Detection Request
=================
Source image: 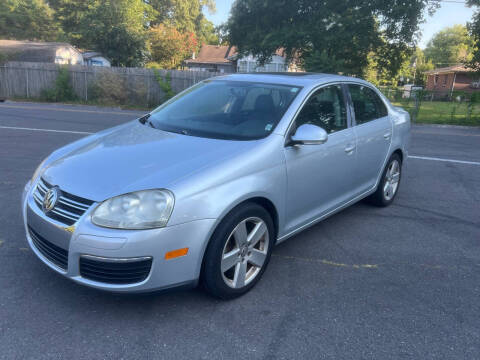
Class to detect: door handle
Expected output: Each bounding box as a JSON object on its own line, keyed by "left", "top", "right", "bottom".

{"left": 384, "top": 132, "right": 391, "bottom": 140}
{"left": 344, "top": 145, "right": 355, "bottom": 153}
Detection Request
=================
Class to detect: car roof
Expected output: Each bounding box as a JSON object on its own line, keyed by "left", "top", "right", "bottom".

{"left": 212, "top": 72, "right": 368, "bottom": 87}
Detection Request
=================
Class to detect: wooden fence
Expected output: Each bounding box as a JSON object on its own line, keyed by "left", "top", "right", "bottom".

{"left": 0, "top": 62, "right": 223, "bottom": 106}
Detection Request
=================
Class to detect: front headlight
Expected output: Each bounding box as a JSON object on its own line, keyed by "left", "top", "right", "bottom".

{"left": 91, "top": 190, "right": 174, "bottom": 230}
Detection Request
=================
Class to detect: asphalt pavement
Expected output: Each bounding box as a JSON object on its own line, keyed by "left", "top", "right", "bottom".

{"left": 0, "top": 101, "right": 479, "bottom": 359}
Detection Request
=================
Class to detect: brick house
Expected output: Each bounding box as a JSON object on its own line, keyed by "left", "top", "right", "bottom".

{"left": 424, "top": 65, "right": 479, "bottom": 95}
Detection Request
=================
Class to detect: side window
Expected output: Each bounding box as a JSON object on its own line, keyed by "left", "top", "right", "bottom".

{"left": 295, "top": 85, "right": 347, "bottom": 134}
{"left": 348, "top": 85, "right": 388, "bottom": 124}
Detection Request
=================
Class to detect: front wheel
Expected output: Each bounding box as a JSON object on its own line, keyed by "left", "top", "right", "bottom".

{"left": 202, "top": 203, "right": 274, "bottom": 299}
{"left": 367, "top": 153, "right": 402, "bottom": 207}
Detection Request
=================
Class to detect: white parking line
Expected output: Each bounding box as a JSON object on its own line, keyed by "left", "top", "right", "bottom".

{"left": 2, "top": 125, "right": 479, "bottom": 166}
{"left": 408, "top": 155, "right": 480, "bottom": 166}
{"left": 0, "top": 125, "right": 93, "bottom": 135}
{"left": 0, "top": 104, "right": 144, "bottom": 116}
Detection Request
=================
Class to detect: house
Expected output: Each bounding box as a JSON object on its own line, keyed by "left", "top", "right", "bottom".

{"left": 424, "top": 65, "right": 479, "bottom": 94}
{"left": 184, "top": 45, "right": 238, "bottom": 73}
{"left": 233, "top": 49, "right": 301, "bottom": 73}
{"left": 0, "top": 40, "right": 84, "bottom": 65}
{"left": 82, "top": 52, "right": 111, "bottom": 67}
{"left": 184, "top": 44, "right": 302, "bottom": 73}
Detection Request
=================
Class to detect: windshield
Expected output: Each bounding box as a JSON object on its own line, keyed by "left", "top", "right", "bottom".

{"left": 147, "top": 80, "right": 302, "bottom": 140}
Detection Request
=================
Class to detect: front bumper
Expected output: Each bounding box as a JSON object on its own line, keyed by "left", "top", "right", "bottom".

{"left": 22, "top": 181, "right": 216, "bottom": 293}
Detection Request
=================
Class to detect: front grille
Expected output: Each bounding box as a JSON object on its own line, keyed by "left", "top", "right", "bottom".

{"left": 32, "top": 178, "right": 94, "bottom": 226}
{"left": 28, "top": 226, "right": 68, "bottom": 270}
{"left": 80, "top": 256, "right": 153, "bottom": 284}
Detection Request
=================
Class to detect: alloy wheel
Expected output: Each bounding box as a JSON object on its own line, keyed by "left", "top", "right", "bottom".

{"left": 221, "top": 217, "right": 269, "bottom": 289}
{"left": 383, "top": 159, "right": 401, "bottom": 201}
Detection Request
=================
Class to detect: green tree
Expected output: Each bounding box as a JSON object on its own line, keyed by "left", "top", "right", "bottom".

{"left": 424, "top": 25, "right": 474, "bottom": 67}
{"left": 226, "top": 0, "right": 440, "bottom": 77}
{"left": 0, "top": 0, "right": 60, "bottom": 41}
{"left": 395, "top": 48, "right": 434, "bottom": 86}
{"left": 49, "top": 0, "right": 156, "bottom": 66}
{"left": 78, "top": 0, "right": 155, "bottom": 67}
{"left": 148, "top": 0, "right": 218, "bottom": 48}
{"left": 149, "top": 0, "right": 215, "bottom": 31}
{"left": 466, "top": 0, "right": 480, "bottom": 72}
{"left": 214, "top": 24, "right": 230, "bottom": 45}
{"left": 146, "top": 0, "right": 218, "bottom": 66}
{"left": 48, "top": 0, "right": 96, "bottom": 43}
{"left": 148, "top": 23, "right": 198, "bottom": 69}
{"left": 196, "top": 17, "right": 219, "bottom": 45}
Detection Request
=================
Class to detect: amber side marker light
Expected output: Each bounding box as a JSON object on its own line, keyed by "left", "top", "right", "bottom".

{"left": 165, "top": 248, "right": 189, "bottom": 260}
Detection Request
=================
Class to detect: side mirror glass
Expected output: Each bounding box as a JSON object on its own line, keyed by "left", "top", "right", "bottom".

{"left": 289, "top": 124, "right": 328, "bottom": 146}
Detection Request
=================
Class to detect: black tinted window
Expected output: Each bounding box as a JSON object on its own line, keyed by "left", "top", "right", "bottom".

{"left": 348, "top": 85, "right": 388, "bottom": 124}
{"left": 295, "top": 85, "right": 347, "bottom": 134}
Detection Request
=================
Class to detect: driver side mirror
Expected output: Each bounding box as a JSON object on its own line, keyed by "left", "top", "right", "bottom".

{"left": 288, "top": 124, "right": 328, "bottom": 146}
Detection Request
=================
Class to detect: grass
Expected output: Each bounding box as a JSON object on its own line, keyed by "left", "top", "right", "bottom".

{"left": 392, "top": 100, "right": 480, "bottom": 126}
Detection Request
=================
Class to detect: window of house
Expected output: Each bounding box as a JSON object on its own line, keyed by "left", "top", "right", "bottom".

{"left": 442, "top": 75, "right": 448, "bottom": 87}
{"left": 238, "top": 61, "right": 248, "bottom": 73}
{"left": 265, "top": 63, "right": 277, "bottom": 72}
{"left": 434, "top": 74, "right": 439, "bottom": 85}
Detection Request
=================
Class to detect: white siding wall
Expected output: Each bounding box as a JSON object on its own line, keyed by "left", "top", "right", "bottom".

{"left": 55, "top": 47, "right": 84, "bottom": 65}
{"left": 237, "top": 54, "right": 287, "bottom": 73}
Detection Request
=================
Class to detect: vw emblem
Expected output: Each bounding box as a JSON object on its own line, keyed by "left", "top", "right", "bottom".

{"left": 43, "top": 187, "right": 59, "bottom": 212}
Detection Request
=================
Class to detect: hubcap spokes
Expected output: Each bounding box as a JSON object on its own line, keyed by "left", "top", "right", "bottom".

{"left": 221, "top": 217, "right": 269, "bottom": 289}
{"left": 384, "top": 160, "right": 400, "bottom": 201}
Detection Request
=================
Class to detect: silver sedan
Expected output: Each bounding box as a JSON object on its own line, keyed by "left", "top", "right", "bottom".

{"left": 22, "top": 73, "right": 410, "bottom": 299}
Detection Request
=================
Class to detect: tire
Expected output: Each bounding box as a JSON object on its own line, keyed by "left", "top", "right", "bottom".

{"left": 367, "top": 153, "right": 402, "bottom": 207}
{"left": 202, "top": 202, "right": 275, "bottom": 300}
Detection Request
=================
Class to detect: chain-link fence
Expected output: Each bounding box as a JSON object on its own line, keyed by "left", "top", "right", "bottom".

{"left": 379, "top": 86, "right": 480, "bottom": 126}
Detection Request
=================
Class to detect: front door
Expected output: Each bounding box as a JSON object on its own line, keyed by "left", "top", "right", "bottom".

{"left": 283, "top": 84, "right": 357, "bottom": 233}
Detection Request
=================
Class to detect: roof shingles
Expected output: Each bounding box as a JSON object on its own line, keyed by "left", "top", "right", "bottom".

{"left": 185, "top": 45, "right": 237, "bottom": 65}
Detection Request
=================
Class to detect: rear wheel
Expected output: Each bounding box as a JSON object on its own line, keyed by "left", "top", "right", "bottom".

{"left": 367, "top": 153, "right": 402, "bottom": 207}
{"left": 202, "top": 203, "right": 274, "bottom": 299}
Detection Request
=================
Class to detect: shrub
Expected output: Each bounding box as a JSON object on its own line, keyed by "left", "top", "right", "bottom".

{"left": 470, "top": 92, "right": 480, "bottom": 104}
{"left": 153, "top": 69, "right": 175, "bottom": 102}
{"left": 0, "top": 52, "right": 9, "bottom": 65}
{"left": 40, "top": 67, "right": 77, "bottom": 102}
{"left": 89, "top": 72, "right": 127, "bottom": 105}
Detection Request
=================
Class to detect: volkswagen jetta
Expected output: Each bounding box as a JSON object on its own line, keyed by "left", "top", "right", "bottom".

{"left": 22, "top": 73, "right": 410, "bottom": 299}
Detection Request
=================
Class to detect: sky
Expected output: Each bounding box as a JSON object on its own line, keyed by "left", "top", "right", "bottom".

{"left": 204, "top": 1, "right": 475, "bottom": 49}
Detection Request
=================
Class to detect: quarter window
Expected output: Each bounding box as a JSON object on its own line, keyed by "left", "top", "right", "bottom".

{"left": 348, "top": 85, "right": 388, "bottom": 124}
{"left": 295, "top": 85, "right": 347, "bottom": 134}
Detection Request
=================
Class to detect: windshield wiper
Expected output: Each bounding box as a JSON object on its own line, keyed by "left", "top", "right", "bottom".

{"left": 164, "top": 128, "right": 189, "bottom": 135}
{"left": 138, "top": 114, "right": 154, "bottom": 128}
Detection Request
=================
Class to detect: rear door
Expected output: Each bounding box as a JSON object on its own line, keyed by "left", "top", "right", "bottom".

{"left": 347, "top": 84, "right": 392, "bottom": 192}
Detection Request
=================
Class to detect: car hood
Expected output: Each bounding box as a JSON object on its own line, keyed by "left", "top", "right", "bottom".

{"left": 42, "top": 121, "right": 255, "bottom": 201}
